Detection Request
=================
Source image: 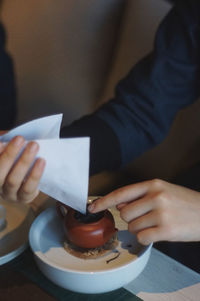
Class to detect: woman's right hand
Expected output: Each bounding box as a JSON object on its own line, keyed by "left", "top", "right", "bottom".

{"left": 89, "top": 179, "right": 200, "bottom": 245}
{"left": 0, "top": 135, "right": 45, "bottom": 203}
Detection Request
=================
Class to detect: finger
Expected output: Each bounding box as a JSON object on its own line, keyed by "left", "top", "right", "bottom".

{"left": 137, "top": 226, "right": 168, "bottom": 245}
{"left": 3, "top": 141, "right": 39, "bottom": 197}
{"left": 116, "top": 202, "right": 126, "bottom": 210}
{"left": 88, "top": 181, "right": 151, "bottom": 213}
{"left": 0, "top": 136, "right": 25, "bottom": 187}
{"left": 119, "top": 194, "right": 156, "bottom": 222}
{"left": 18, "top": 158, "right": 46, "bottom": 202}
{"left": 127, "top": 211, "right": 158, "bottom": 234}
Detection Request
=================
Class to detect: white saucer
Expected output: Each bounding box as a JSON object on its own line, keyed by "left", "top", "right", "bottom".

{"left": 29, "top": 206, "right": 152, "bottom": 293}
{"left": 0, "top": 198, "right": 35, "bottom": 265}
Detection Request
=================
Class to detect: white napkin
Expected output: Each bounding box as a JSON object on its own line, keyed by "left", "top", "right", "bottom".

{"left": 0, "top": 114, "right": 90, "bottom": 213}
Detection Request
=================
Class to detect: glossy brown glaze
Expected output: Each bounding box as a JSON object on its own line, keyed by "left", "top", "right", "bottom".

{"left": 57, "top": 202, "right": 117, "bottom": 249}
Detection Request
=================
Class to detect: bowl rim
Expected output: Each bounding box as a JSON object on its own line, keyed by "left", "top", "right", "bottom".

{"left": 29, "top": 207, "right": 153, "bottom": 275}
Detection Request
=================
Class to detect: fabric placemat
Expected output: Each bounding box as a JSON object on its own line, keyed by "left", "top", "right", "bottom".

{"left": 1, "top": 249, "right": 143, "bottom": 301}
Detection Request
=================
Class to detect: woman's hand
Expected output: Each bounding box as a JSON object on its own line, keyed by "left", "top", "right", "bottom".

{"left": 88, "top": 179, "right": 200, "bottom": 245}
{"left": 0, "top": 135, "right": 45, "bottom": 203}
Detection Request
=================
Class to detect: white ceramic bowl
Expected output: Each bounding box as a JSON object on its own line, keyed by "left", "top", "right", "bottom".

{"left": 29, "top": 206, "right": 152, "bottom": 294}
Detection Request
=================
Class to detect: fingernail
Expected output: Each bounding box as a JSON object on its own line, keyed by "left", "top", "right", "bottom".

{"left": 13, "top": 136, "right": 24, "bottom": 146}
{"left": 88, "top": 203, "right": 95, "bottom": 212}
{"left": 28, "top": 142, "right": 39, "bottom": 153}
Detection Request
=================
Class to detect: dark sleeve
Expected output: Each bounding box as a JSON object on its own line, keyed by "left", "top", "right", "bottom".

{"left": 61, "top": 0, "right": 200, "bottom": 175}
{"left": 0, "top": 22, "right": 16, "bottom": 129}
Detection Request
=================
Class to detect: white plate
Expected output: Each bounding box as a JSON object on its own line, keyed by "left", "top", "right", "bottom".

{"left": 29, "top": 205, "right": 152, "bottom": 294}
{"left": 0, "top": 198, "right": 35, "bottom": 265}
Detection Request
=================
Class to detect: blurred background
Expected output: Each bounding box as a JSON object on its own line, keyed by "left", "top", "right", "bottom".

{"left": 1, "top": 0, "right": 200, "bottom": 193}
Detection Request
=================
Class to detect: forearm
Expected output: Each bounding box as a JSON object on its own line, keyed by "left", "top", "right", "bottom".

{"left": 61, "top": 0, "right": 200, "bottom": 175}
{"left": 96, "top": 0, "right": 200, "bottom": 166}
{"left": 60, "top": 115, "right": 121, "bottom": 175}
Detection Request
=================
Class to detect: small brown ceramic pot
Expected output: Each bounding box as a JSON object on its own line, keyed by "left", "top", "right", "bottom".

{"left": 56, "top": 201, "right": 117, "bottom": 249}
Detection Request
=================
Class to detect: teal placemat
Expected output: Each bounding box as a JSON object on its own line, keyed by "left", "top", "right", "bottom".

{"left": 4, "top": 249, "right": 143, "bottom": 301}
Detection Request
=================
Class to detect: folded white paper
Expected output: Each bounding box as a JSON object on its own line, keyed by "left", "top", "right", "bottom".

{"left": 1, "top": 114, "right": 63, "bottom": 141}
{"left": 0, "top": 114, "right": 90, "bottom": 213}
